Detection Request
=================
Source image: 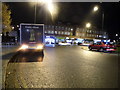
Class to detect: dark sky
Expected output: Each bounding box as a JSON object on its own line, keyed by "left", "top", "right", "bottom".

{"left": 6, "top": 2, "right": 120, "bottom": 38}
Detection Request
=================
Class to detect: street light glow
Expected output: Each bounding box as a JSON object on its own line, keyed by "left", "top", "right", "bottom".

{"left": 93, "top": 6, "right": 99, "bottom": 12}
{"left": 29, "top": 0, "right": 58, "bottom": 21}
{"left": 12, "top": 27, "right": 14, "bottom": 30}
{"left": 41, "top": 0, "right": 58, "bottom": 20}
{"left": 17, "top": 25, "right": 19, "bottom": 27}
{"left": 0, "top": 34, "right": 2, "bottom": 36}
{"left": 86, "top": 23, "right": 91, "bottom": 28}
{"left": 116, "top": 34, "right": 118, "bottom": 36}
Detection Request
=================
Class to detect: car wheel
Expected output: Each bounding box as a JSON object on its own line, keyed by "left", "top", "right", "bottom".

{"left": 89, "top": 46, "right": 92, "bottom": 51}
{"left": 99, "top": 48, "right": 104, "bottom": 52}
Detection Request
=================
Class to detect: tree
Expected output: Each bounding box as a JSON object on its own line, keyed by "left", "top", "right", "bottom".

{"left": 2, "top": 3, "right": 12, "bottom": 33}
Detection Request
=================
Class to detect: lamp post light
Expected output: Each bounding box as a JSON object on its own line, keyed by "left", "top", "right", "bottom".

{"left": 12, "top": 26, "right": 14, "bottom": 30}
{"left": 85, "top": 23, "right": 91, "bottom": 38}
{"left": 93, "top": 5, "right": 104, "bottom": 32}
{"left": 86, "top": 23, "right": 91, "bottom": 28}
{"left": 17, "top": 25, "right": 19, "bottom": 27}
{"left": 34, "top": 0, "right": 57, "bottom": 23}
{"left": 93, "top": 6, "right": 99, "bottom": 12}
{"left": 116, "top": 34, "right": 118, "bottom": 36}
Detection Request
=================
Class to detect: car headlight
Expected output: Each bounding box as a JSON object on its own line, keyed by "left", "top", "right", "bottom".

{"left": 36, "top": 45, "right": 43, "bottom": 49}
{"left": 19, "top": 45, "right": 29, "bottom": 50}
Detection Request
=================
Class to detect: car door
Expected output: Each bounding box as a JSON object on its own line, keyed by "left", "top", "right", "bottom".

{"left": 96, "top": 42, "right": 102, "bottom": 49}
{"left": 91, "top": 43, "right": 97, "bottom": 49}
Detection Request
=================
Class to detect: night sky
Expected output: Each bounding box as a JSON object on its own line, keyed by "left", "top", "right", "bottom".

{"left": 6, "top": 2, "right": 120, "bottom": 39}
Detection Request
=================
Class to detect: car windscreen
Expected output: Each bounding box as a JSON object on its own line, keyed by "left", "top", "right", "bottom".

{"left": 103, "top": 42, "right": 115, "bottom": 45}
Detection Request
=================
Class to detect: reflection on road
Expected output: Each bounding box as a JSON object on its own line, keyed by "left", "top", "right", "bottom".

{"left": 4, "top": 46, "right": 118, "bottom": 88}
{"left": 9, "top": 51, "right": 44, "bottom": 63}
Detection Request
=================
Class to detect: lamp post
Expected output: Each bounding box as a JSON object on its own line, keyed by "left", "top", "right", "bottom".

{"left": 93, "top": 5, "right": 104, "bottom": 31}
{"left": 93, "top": 5, "right": 105, "bottom": 39}
{"left": 101, "top": 10, "right": 104, "bottom": 31}
{"left": 34, "top": 2, "right": 37, "bottom": 24}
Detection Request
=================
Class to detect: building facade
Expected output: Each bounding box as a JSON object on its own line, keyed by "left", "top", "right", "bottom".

{"left": 44, "top": 24, "right": 74, "bottom": 38}
{"left": 75, "top": 27, "right": 108, "bottom": 39}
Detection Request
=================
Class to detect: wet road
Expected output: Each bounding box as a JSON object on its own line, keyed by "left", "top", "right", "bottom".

{"left": 5, "top": 46, "right": 119, "bottom": 88}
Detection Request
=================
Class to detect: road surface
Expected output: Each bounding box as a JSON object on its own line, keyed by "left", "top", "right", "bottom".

{"left": 4, "top": 46, "right": 119, "bottom": 88}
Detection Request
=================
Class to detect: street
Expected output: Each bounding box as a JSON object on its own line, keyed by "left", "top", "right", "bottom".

{"left": 4, "top": 46, "right": 119, "bottom": 88}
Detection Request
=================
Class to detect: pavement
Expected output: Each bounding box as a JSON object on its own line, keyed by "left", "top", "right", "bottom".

{"left": 3, "top": 46, "right": 119, "bottom": 88}
{"left": 1, "top": 45, "right": 19, "bottom": 88}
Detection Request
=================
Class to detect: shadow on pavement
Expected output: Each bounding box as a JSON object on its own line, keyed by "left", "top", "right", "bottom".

{"left": 2, "top": 52, "right": 16, "bottom": 60}
{"left": 8, "top": 51, "right": 44, "bottom": 63}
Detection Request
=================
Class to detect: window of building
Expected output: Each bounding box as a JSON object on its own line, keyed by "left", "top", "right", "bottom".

{"left": 55, "top": 31, "right": 57, "bottom": 34}
{"left": 104, "top": 32, "right": 107, "bottom": 34}
{"left": 76, "top": 33, "right": 78, "bottom": 36}
{"left": 69, "top": 28, "right": 71, "bottom": 31}
{"left": 65, "top": 27, "right": 67, "bottom": 30}
{"left": 65, "top": 32, "right": 67, "bottom": 35}
{"left": 68, "top": 32, "right": 70, "bottom": 35}
{"left": 52, "top": 26, "right": 54, "bottom": 28}
{"left": 48, "top": 31, "right": 50, "bottom": 34}
{"left": 51, "top": 31, "right": 54, "bottom": 34}
{"left": 55, "top": 26, "right": 58, "bottom": 29}
{"left": 45, "top": 31, "right": 47, "bottom": 33}
{"left": 59, "top": 26, "right": 61, "bottom": 30}
{"left": 58, "top": 31, "right": 60, "bottom": 34}
{"left": 99, "top": 35, "right": 102, "bottom": 37}
{"left": 48, "top": 25, "right": 51, "bottom": 28}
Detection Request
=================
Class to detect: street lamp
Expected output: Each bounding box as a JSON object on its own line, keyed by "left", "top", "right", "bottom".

{"left": 86, "top": 23, "right": 91, "bottom": 28}
{"left": 116, "top": 34, "right": 118, "bottom": 36}
{"left": 17, "top": 25, "right": 19, "bottom": 27}
{"left": 12, "top": 26, "right": 14, "bottom": 30}
{"left": 0, "top": 33, "right": 2, "bottom": 36}
{"left": 34, "top": 0, "right": 58, "bottom": 23}
{"left": 93, "top": 6, "right": 99, "bottom": 12}
{"left": 93, "top": 5, "right": 104, "bottom": 32}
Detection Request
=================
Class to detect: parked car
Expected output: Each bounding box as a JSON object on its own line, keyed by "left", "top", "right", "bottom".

{"left": 88, "top": 42, "right": 116, "bottom": 52}
{"left": 58, "top": 41, "right": 71, "bottom": 46}
{"left": 78, "top": 42, "right": 82, "bottom": 45}
{"left": 80, "top": 39, "right": 94, "bottom": 46}
{"left": 116, "top": 42, "right": 120, "bottom": 47}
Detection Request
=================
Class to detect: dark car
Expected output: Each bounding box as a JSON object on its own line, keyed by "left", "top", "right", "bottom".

{"left": 88, "top": 42, "right": 116, "bottom": 52}
{"left": 116, "top": 42, "right": 120, "bottom": 47}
